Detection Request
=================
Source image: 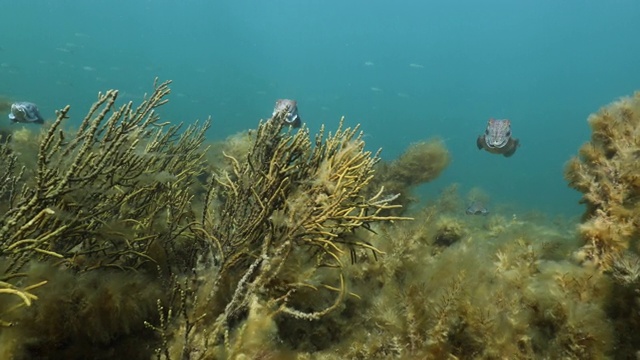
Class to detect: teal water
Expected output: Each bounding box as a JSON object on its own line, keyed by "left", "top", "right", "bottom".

{"left": 2, "top": 1, "right": 639, "bottom": 216}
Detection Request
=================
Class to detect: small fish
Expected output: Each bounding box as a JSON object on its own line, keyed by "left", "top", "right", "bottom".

{"left": 8, "top": 102, "right": 45, "bottom": 124}
{"left": 272, "top": 99, "right": 301, "bottom": 128}
{"left": 465, "top": 201, "right": 489, "bottom": 216}
{"left": 476, "top": 118, "right": 519, "bottom": 157}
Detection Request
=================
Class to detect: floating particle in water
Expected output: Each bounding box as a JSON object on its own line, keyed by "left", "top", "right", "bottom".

{"left": 409, "top": 63, "right": 424, "bottom": 68}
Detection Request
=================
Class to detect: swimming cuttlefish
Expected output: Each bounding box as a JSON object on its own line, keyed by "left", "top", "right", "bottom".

{"left": 272, "top": 99, "right": 302, "bottom": 128}
{"left": 476, "top": 118, "right": 519, "bottom": 157}
{"left": 8, "top": 102, "right": 45, "bottom": 124}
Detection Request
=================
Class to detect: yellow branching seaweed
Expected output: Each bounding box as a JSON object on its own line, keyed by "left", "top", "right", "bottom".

{"left": 0, "top": 137, "right": 23, "bottom": 215}
{"left": 178, "top": 111, "right": 406, "bottom": 356}
{"left": 0, "top": 280, "right": 47, "bottom": 326}
{"left": 0, "top": 79, "right": 209, "bottom": 275}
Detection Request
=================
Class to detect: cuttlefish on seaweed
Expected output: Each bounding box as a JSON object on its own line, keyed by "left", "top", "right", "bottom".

{"left": 272, "top": 99, "right": 302, "bottom": 128}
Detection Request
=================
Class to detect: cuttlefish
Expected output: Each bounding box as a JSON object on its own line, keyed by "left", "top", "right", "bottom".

{"left": 477, "top": 118, "right": 519, "bottom": 157}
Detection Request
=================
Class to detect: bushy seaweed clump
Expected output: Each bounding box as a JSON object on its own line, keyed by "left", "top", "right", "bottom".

{"left": 160, "top": 114, "right": 406, "bottom": 359}
{"left": 564, "top": 91, "right": 640, "bottom": 355}
{"left": 0, "top": 80, "right": 209, "bottom": 359}
{"left": 565, "top": 92, "right": 640, "bottom": 270}
{"left": 369, "top": 139, "right": 450, "bottom": 213}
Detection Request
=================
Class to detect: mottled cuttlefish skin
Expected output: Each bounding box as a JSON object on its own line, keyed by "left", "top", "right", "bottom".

{"left": 272, "top": 99, "right": 301, "bottom": 128}
{"left": 476, "top": 118, "right": 519, "bottom": 157}
{"left": 465, "top": 201, "right": 489, "bottom": 216}
{"left": 8, "top": 102, "right": 45, "bottom": 124}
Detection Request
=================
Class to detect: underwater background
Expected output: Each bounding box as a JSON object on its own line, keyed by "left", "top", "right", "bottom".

{"left": 4, "top": 2, "right": 640, "bottom": 359}
{"left": 2, "top": 0, "right": 640, "bottom": 215}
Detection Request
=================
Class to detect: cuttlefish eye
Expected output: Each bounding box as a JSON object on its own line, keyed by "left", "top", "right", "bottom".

{"left": 485, "top": 129, "right": 489, "bottom": 135}
{"left": 505, "top": 130, "right": 511, "bottom": 137}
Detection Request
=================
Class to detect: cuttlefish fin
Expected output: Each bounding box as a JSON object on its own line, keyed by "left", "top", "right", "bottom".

{"left": 502, "top": 138, "right": 520, "bottom": 157}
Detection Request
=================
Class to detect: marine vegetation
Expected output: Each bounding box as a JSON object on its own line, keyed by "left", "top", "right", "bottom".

{"left": 0, "top": 79, "right": 211, "bottom": 359}
{"left": 0, "top": 79, "right": 405, "bottom": 359}
{"left": 1, "top": 81, "right": 640, "bottom": 359}
{"left": 369, "top": 139, "right": 450, "bottom": 212}
{"left": 565, "top": 91, "right": 640, "bottom": 272}
{"left": 157, "top": 110, "right": 414, "bottom": 358}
